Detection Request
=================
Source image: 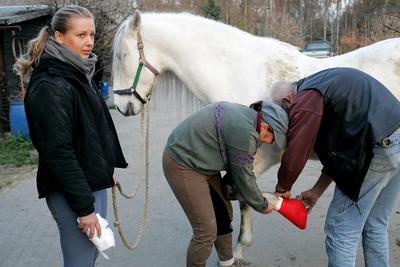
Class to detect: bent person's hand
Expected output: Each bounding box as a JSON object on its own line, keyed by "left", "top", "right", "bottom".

{"left": 262, "top": 202, "right": 275, "bottom": 214}
{"left": 262, "top": 192, "right": 279, "bottom": 213}
{"left": 79, "top": 212, "right": 101, "bottom": 239}
{"left": 297, "top": 189, "right": 318, "bottom": 214}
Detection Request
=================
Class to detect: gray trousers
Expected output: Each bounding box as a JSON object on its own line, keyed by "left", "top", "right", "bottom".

{"left": 46, "top": 189, "right": 107, "bottom": 267}
{"left": 163, "top": 150, "right": 233, "bottom": 267}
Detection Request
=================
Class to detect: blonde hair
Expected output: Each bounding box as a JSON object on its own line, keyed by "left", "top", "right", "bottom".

{"left": 270, "top": 80, "right": 297, "bottom": 106}
{"left": 14, "top": 5, "right": 93, "bottom": 81}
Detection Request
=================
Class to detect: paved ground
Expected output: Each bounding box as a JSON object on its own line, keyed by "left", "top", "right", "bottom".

{"left": 1, "top": 96, "right": 400, "bottom": 267}
{"left": 0, "top": 165, "right": 36, "bottom": 191}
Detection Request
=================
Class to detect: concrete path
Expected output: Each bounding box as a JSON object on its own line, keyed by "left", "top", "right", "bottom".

{"left": 1, "top": 100, "right": 400, "bottom": 267}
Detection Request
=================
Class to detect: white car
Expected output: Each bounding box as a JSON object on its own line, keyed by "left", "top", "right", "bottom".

{"left": 302, "top": 40, "right": 336, "bottom": 58}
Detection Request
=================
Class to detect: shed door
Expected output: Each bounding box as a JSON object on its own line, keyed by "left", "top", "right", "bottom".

{"left": 0, "top": 32, "right": 7, "bottom": 133}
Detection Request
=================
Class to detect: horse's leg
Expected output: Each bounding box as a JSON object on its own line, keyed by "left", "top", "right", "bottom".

{"left": 234, "top": 144, "right": 282, "bottom": 262}
{"left": 234, "top": 201, "right": 253, "bottom": 263}
{"left": 253, "top": 143, "right": 283, "bottom": 177}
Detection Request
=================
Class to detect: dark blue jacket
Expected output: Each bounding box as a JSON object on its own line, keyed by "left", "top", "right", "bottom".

{"left": 297, "top": 67, "right": 400, "bottom": 200}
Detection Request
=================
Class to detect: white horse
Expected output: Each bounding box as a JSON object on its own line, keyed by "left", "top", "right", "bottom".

{"left": 111, "top": 10, "right": 400, "bottom": 261}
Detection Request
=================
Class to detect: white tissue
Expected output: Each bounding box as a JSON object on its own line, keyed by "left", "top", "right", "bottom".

{"left": 77, "top": 213, "right": 115, "bottom": 259}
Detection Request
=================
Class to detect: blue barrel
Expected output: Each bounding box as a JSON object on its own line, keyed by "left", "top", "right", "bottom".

{"left": 100, "top": 81, "right": 109, "bottom": 99}
{"left": 9, "top": 100, "right": 30, "bottom": 138}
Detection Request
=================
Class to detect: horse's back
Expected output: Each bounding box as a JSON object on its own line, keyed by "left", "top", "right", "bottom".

{"left": 319, "top": 38, "right": 400, "bottom": 99}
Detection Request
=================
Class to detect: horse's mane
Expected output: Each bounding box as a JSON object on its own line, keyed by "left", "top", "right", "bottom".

{"left": 112, "top": 17, "right": 130, "bottom": 58}
{"left": 112, "top": 12, "right": 300, "bottom": 60}
{"left": 111, "top": 11, "right": 305, "bottom": 106}
{"left": 148, "top": 12, "right": 299, "bottom": 50}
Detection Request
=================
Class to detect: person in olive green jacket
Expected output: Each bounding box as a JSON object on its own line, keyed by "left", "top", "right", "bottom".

{"left": 162, "top": 100, "right": 288, "bottom": 267}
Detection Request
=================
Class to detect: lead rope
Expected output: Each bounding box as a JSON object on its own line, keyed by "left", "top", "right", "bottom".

{"left": 112, "top": 103, "right": 151, "bottom": 250}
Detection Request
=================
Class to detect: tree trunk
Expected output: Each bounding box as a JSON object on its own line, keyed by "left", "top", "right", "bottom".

{"left": 336, "top": 0, "right": 341, "bottom": 52}
{"left": 323, "top": 0, "right": 328, "bottom": 40}
{"left": 244, "top": 0, "right": 248, "bottom": 31}
{"left": 224, "top": 0, "right": 230, "bottom": 24}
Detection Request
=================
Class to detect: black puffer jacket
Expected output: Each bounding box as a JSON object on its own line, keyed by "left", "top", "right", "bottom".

{"left": 25, "top": 54, "right": 128, "bottom": 216}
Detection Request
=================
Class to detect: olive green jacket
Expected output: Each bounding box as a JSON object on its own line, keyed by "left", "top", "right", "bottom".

{"left": 166, "top": 101, "right": 268, "bottom": 212}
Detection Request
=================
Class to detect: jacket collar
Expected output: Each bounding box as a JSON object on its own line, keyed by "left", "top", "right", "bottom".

{"left": 34, "top": 54, "right": 88, "bottom": 83}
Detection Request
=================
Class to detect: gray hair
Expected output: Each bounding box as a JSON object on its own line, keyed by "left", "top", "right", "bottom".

{"left": 14, "top": 5, "right": 94, "bottom": 81}
{"left": 270, "top": 80, "right": 297, "bottom": 106}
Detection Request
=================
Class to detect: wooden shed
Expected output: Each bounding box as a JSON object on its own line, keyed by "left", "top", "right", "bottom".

{"left": 0, "top": 4, "right": 50, "bottom": 134}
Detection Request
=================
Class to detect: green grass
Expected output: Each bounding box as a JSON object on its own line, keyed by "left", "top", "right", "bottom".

{"left": 0, "top": 135, "right": 38, "bottom": 167}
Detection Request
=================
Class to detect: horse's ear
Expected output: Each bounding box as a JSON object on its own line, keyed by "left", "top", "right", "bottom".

{"left": 129, "top": 10, "right": 141, "bottom": 31}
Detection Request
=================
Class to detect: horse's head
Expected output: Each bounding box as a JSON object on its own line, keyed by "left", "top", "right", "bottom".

{"left": 112, "top": 10, "right": 160, "bottom": 116}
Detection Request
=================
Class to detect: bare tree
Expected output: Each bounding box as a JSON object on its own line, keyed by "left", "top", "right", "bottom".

{"left": 322, "top": 0, "right": 333, "bottom": 40}
{"left": 339, "top": 0, "right": 399, "bottom": 53}
{"left": 335, "top": 0, "right": 341, "bottom": 52}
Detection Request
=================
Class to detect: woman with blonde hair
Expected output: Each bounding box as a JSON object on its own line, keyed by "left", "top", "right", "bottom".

{"left": 15, "top": 5, "right": 127, "bottom": 266}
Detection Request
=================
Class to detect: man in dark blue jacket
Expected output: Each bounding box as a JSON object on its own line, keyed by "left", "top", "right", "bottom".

{"left": 270, "top": 67, "right": 400, "bottom": 267}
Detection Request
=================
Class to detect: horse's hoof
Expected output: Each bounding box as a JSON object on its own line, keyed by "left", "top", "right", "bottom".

{"left": 238, "top": 259, "right": 251, "bottom": 266}
{"left": 231, "top": 258, "right": 251, "bottom": 266}
{"left": 233, "top": 252, "right": 243, "bottom": 262}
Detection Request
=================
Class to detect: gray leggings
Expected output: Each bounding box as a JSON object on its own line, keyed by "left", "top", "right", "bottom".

{"left": 46, "top": 189, "right": 107, "bottom": 267}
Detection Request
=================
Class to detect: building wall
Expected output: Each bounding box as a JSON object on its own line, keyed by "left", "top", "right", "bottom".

{"left": 3, "top": 16, "right": 48, "bottom": 96}
{"left": 0, "top": 15, "right": 48, "bottom": 132}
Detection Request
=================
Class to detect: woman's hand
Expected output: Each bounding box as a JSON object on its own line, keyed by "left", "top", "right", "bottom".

{"left": 262, "top": 192, "right": 280, "bottom": 214}
{"left": 262, "top": 202, "right": 275, "bottom": 214}
{"left": 79, "top": 212, "right": 101, "bottom": 239}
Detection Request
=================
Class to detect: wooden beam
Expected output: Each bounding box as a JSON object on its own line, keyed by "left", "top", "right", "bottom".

{"left": 0, "top": 25, "right": 21, "bottom": 31}
{"left": 0, "top": 33, "right": 4, "bottom": 135}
